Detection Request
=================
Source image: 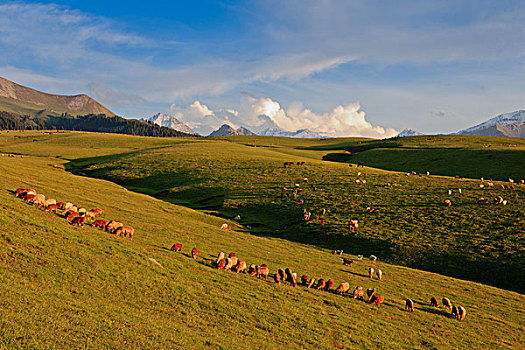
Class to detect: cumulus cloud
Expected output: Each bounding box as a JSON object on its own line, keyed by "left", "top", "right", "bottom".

{"left": 169, "top": 96, "right": 397, "bottom": 138}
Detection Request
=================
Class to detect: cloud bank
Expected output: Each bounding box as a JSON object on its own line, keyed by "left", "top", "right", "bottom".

{"left": 169, "top": 96, "right": 397, "bottom": 138}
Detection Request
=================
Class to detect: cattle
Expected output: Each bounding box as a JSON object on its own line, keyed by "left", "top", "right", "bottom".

{"left": 248, "top": 264, "right": 256, "bottom": 275}
{"left": 376, "top": 269, "right": 383, "bottom": 281}
{"left": 171, "top": 243, "right": 183, "bottom": 252}
{"left": 325, "top": 279, "right": 334, "bottom": 292}
{"left": 70, "top": 216, "right": 85, "bottom": 227}
{"left": 315, "top": 279, "right": 326, "bottom": 291}
{"left": 91, "top": 219, "right": 107, "bottom": 230}
{"left": 44, "top": 199, "right": 57, "bottom": 207}
{"left": 343, "top": 258, "right": 353, "bottom": 266}
{"left": 366, "top": 288, "right": 376, "bottom": 299}
{"left": 115, "top": 226, "right": 134, "bottom": 239}
{"left": 191, "top": 247, "right": 198, "bottom": 259}
{"left": 369, "top": 267, "right": 375, "bottom": 279}
{"left": 45, "top": 204, "right": 57, "bottom": 214}
{"left": 430, "top": 297, "right": 439, "bottom": 308}
{"left": 106, "top": 220, "right": 124, "bottom": 233}
{"left": 56, "top": 202, "right": 64, "bottom": 209}
{"left": 284, "top": 268, "right": 296, "bottom": 287}
{"left": 405, "top": 299, "right": 414, "bottom": 312}
{"left": 23, "top": 194, "right": 36, "bottom": 203}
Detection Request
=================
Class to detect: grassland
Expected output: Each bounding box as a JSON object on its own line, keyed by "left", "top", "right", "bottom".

{"left": 0, "top": 131, "right": 523, "bottom": 348}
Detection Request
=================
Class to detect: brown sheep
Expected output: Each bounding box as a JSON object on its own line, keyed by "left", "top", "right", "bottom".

{"left": 229, "top": 252, "right": 236, "bottom": 258}
{"left": 325, "top": 279, "right": 334, "bottom": 292}
{"left": 171, "top": 243, "right": 183, "bottom": 252}
{"left": 255, "top": 266, "right": 269, "bottom": 280}
{"left": 45, "top": 204, "right": 57, "bottom": 214}
{"left": 23, "top": 194, "right": 36, "bottom": 203}
{"left": 224, "top": 258, "right": 234, "bottom": 270}
{"left": 44, "top": 199, "right": 57, "bottom": 207}
{"left": 370, "top": 293, "right": 384, "bottom": 307}
{"left": 405, "top": 299, "right": 414, "bottom": 312}
{"left": 335, "top": 283, "right": 350, "bottom": 295}
{"left": 235, "top": 259, "right": 246, "bottom": 273}
{"left": 217, "top": 259, "right": 226, "bottom": 270}
{"left": 343, "top": 258, "right": 353, "bottom": 266}
{"left": 301, "top": 275, "right": 308, "bottom": 286}
{"left": 430, "top": 297, "right": 439, "bottom": 308}
{"left": 57, "top": 201, "right": 64, "bottom": 209}
{"left": 315, "top": 279, "right": 326, "bottom": 291}
{"left": 274, "top": 273, "right": 281, "bottom": 284}
{"left": 442, "top": 297, "right": 452, "bottom": 310}
{"left": 353, "top": 286, "right": 364, "bottom": 299}
{"left": 70, "top": 216, "right": 85, "bottom": 226}
{"left": 247, "top": 264, "right": 256, "bottom": 275}
{"left": 106, "top": 220, "right": 124, "bottom": 233}
{"left": 307, "top": 278, "right": 316, "bottom": 289}
{"left": 92, "top": 219, "right": 107, "bottom": 230}
{"left": 115, "top": 226, "right": 134, "bottom": 239}
{"left": 191, "top": 247, "right": 198, "bottom": 259}
{"left": 229, "top": 256, "right": 238, "bottom": 267}
{"left": 66, "top": 211, "right": 79, "bottom": 221}
{"left": 90, "top": 208, "right": 103, "bottom": 217}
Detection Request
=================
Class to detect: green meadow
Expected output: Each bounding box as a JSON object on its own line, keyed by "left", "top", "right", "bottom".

{"left": 0, "top": 131, "right": 523, "bottom": 349}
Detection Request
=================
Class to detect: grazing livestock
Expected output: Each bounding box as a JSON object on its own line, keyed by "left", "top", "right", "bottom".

{"left": 64, "top": 202, "right": 74, "bottom": 211}
{"left": 44, "top": 199, "right": 57, "bottom": 207}
{"left": 248, "top": 264, "right": 256, "bottom": 275}
{"left": 343, "top": 258, "right": 353, "bottom": 266}
{"left": 357, "top": 161, "right": 364, "bottom": 168}
{"left": 191, "top": 247, "right": 198, "bottom": 259}
{"left": 366, "top": 288, "right": 376, "bottom": 299}
{"left": 66, "top": 211, "right": 79, "bottom": 221}
{"left": 456, "top": 306, "right": 467, "bottom": 321}
{"left": 90, "top": 208, "right": 103, "bottom": 216}
{"left": 70, "top": 216, "right": 86, "bottom": 227}
{"left": 325, "top": 279, "right": 334, "bottom": 292}
{"left": 444, "top": 199, "right": 452, "bottom": 207}
{"left": 335, "top": 283, "right": 350, "bottom": 295}
{"left": 278, "top": 269, "right": 286, "bottom": 281}
{"left": 349, "top": 220, "right": 359, "bottom": 232}
{"left": 315, "top": 279, "right": 326, "bottom": 291}
{"left": 224, "top": 258, "right": 234, "bottom": 270}
{"left": 357, "top": 255, "right": 363, "bottom": 260}
{"left": 369, "top": 255, "right": 377, "bottom": 262}
{"left": 254, "top": 265, "right": 269, "bottom": 280}
{"left": 370, "top": 293, "right": 384, "bottom": 307}
{"left": 301, "top": 275, "right": 308, "bottom": 286}
{"left": 16, "top": 188, "right": 35, "bottom": 197}
{"left": 78, "top": 208, "right": 87, "bottom": 216}
{"left": 216, "top": 252, "right": 225, "bottom": 264}
{"left": 333, "top": 250, "right": 343, "bottom": 255}
{"left": 45, "top": 204, "right": 57, "bottom": 213}
{"left": 405, "top": 299, "right": 414, "bottom": 312}
{"left": 307, "top": 278, "right": 316, "bottom": 289}
{"left": 171, "top": 243, "right": 183, "bottom": 252}
{"left": 376, "top": 269, "right": 383, "bottom": 281}
{"left": 91, "top": 219, "right": 107, "bottom": 230}
{"left": 115, "top": 226, "right": 134, "bottom": 238}
{"left": 217, "top": 259, "right": 227, "bottom": 270}
{"left": 106, "top": 220, "right": 124, "bottom": 233}
{"left": 33, "top": 194, "right": 46, "bottom": 208}
{"left": 353, "top": 286, "right": 364, "bottom": 299}
{"left": 229, "top": 256, "right": 238, "bottom": 266}
{"left": 430, "top": 297, "right": 440, "bottom": 308}
{"left": 442, "top": 297, "right": 452, "bottom": 310}
{"left": 235, "top": 259, "right": 246, "bottom": 273}
{"left": 368, "top": 267, "right": 375, "bottom": 279}
{"left": 23, "top": 194, "right": 36, "bottom": 203}
{"left": 274, "top": 273, "right": 281, "bottom": 284}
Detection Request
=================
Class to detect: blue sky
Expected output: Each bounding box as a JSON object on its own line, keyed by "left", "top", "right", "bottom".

{"left": 0, "top": 1, "right": 523, "bottom": 136}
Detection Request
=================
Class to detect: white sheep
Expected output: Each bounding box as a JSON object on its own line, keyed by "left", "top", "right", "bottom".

{"left": 369, "top": 255, "right": 377, "bottom": 262}
{"left": 458, "top": 189, "right": 462, "bottom": 194}
{"left": 216, "top": 252, "right": 225, "bottom": 264}
{"left": 368, "top": 267, "right": 374, "bottom": 278}
{"left": 447, "top": 189, "right": 452, "bottom": 195}
{"left": 376, "top": 269, "right": 383, "bottom": 280}
{"left": 357, "top": 255, "right": 363, "bottom": 260}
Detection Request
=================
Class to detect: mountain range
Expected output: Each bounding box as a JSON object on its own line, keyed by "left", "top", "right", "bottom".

{"left": 455, "top": 110, "right": 525, "bottom": 138}
{"left": 141, "top": 113, "right": 198, "bottom": 135}
{"left": 208, "top": 124, "right": 256, "bottom": 136}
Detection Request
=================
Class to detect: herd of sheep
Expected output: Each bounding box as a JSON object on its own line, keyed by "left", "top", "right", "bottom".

{"left": 14, "top": 187, "right": 134, "bottom": 238}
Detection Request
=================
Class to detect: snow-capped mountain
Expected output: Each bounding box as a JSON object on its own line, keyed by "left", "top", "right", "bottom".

{"left": 258, "top": 126, "right": 323, "bottom": 138}
{"left": 396, "top": 128, "right": 423, "bottom": 137}
{"left": 208, "top": 124, "right": 256, "bottom": 136}
{"left": 142, "top": 113, "right": 198, "bottom": 135}
{"left": 457, "top": 110, "right": 525, "bottom": 138}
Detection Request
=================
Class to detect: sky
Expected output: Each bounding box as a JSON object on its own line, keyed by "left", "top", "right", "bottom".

{"left": 0, "top": 1, "right": 523, "bottom": 136}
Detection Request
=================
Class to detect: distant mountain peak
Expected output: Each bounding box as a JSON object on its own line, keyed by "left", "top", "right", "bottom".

{"left": 397, "top": 128, "right": 423, "bottom": 137}
{"left": 457, "top": 110, "right": 525, "bottom": 138}
{"left": 142, "top": 113, "right": 198, "bottom": 135}
{"left": 208, "top": 124, "right": 255, "bottom": 136}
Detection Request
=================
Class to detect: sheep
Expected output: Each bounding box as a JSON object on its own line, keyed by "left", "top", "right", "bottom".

{"left": 376, "top": 269, "right": 383, "bottom": 281}
{"left": 353, "top": 286, "right": 364, "bottom": 299}
{"left": 349, "top": 220, "right": 358, "bottom": 232}
{"left": 23, "top": 194, "right": 36, "bottom": 203}
{"left": 90, "top": 208, "right": 103, "bottom": 217}
{"left": 64, "top": 202, "right": 74, "bottom": 210}
{"left": 343, "top": 258, "right": 353, "bottom": 266}
{"left": 248, "top": 264, "right": 256, "bottom": 275}
{"left": 217, "top": 259, "right": 227, "bottom": 270}
{"left": 447, "top": 190, "right": 452, "bottom": 195}
{"left": 235, "top": 259, "right": 246, "bottom": 273}
{"left": 91, "top": 219, "right": 107, "bottom": 230}
{"left": 369, "top": 255, "right": 377, "bottom": 262}
{"left": 115, "top": 226, "right": 134, "bottom": 239}
{"left": 44, "top": 204, "right": 57, "bottom": 214}
{"left": 274, "top": 273, "right": 281, "bottom": 284}
{"left": 44, "top": 198, "right": 57, "bottom": 207}
{"left": 315, "top": 279, "right": 326, "bottom": 291}
{"left": 332, "top": 250, "right": 343, "bottom": 255}
{"left": 368, "top": 267, "right": 375, "bottom": 279}
{"left": 444, "top": 199, "right": 452, "bottom": 206}
{"left": 366, "top": 288, "right": 376, "bottom": 299}
{"left": 370, "top": 293, "right": 384, "bottom": 307}
{"left": 70, "top": 216, "right": 85, "bottom": 227}
{"left": 191, "top": 247, "right": 198, "bottom": 259}
{"left": 229, "top": 256, "right": 238, "bottom": 267}
{"left": 405, "top": 299, "right": 414, "bottom": 312}
{"left": 33, "top": 194, "right": 46, "bottom": 208}
{"left": 78, "top": 208, "right": 87, "bottom": 216}
{"left": 301, "top": 275, "right": 308, "bottom": 286}
{"left": 66, "top": 211, "right": 79, "bottom": 221}
{"left": 216, "top": 252, "right": 225, "bottom": 264}
{"left": 171, "top": 243, "right": 183, "bottom": 252}
{"left": 307, "top": 278, "right": 316, "bottom": 289}
{"left": 430, "top": 297, "right": 439, "bottom": 308}
{"left": 325, "top": 279, "right": 334, "bottom": 292}
{"left": 442, "top": 297, "right": 452, "bottom": 310}
{"left": 456, "top": 306, "right": 467, "bottom": 321}
{"left": 106, "top": 220, "right": 124, "bottom": 233}
{"left": 224, "top": 258, "right": 234, "bottom": 270}
{"left": 357, "top": 255, "right": 363, "bottom": 260}
{"left": 254, "top": 265, "right": 269, "bottom": 280}
{"left": 335, "top": 283, "right": 350, "bottom": 295}
{"left": 278, "top": 269, "right": 286, "bottom": 281}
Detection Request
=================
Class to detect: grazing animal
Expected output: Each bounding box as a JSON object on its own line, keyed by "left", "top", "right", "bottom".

{"left": 33, "top": 194, "right": 46, "bottom": 208}
{"left": 325, "top": 279, "right": 334, "bottom": 292}
{"left": 45, "top": 204, "right": 57, "bottom": 213}
{"left": 224, "top": 258, "right": 234, "bottom": 270}
{"left": 307, "top": 278, "right": 316, "bottom": 289}
{"left": 369, "top": 255, "right": 377, "bottom": 262}
{"left": 91, "top": 219, "right": 107, "bottom": 230}
{"left": 70, "top": 216, "right": 85, "bottom": 226}
{"left": 23, "top": 194, "right": 36, "bottom": 203}
{"left": 316, "top": 279, "right": 326, "bottom": 291}
{"left": 430, "top": 297, "right": 439, "bottom": 308}
{"left": 353, "top": 286, "right": 364, "bottom": 299}
{"left": 357, "top": 161, "right": 364, "bottom": 168}
{"left": 405, "top": 299, "right": 414, "bottom": 312}
{"left": 444, "top": 199, "right": 452, "bottom": 207}
{"left": 191, "top": 247, "right": 198, "bottom": 259}
{"left": 349, "top": 220, "right": 359, "bottom": 232}
{"left": 106, "top": 220, "right": 124, "bottom": 233}
{"left": 369, "top": 267, "right": 375, "bottom": 278}
{"left": 235, "top": 259, "right": 246, "bottom": 273}
{"left": 66, "top": 211, "right": 79, "bottom": 221}
{"left": 301, "top": 275, "right": 308, "bottom": 286}
{"left": 44, "top": 199, "right": 57, "bottom": 207}
{"left": 15, "top": 188, "right": 34, "bottom": 197}
{"left": 357, "top": 255, "right": 363, "bottom": 260}
{"left": 115, "top": 226, "right": 134, "bottom": 238}
{"left": 85, "top": 211, "right": 97, "bottom": 219}
{"left": 370, "top": 293, "right": 384, "bottom": 307}
{"left": 442, "top": 297, "right": 452, "bottom": 310}
{"left": 343, "top": 258, "right": 353, "bottom": 266}
{"left": 278, "top": 269, "right": 286, "bottom": 281}
{"left": 254, "top": 265, "right": 269, "bottom": 280}
{"left": 248, "top": 264, "right": 256, "bottom": 275}
{"left": 376, "top": 269, "right": 383, "bottom": 281}
{"left": 333, "top": 250, "right": 343, "bottom": 255}
{"left": 216, "top": 252, "right": 225, "bottom": 264}
{"left": 335, "top": 283, "right": 350, "bottom": 295}
{"left": 456, "top": 306, "right": 467, "bottom": 321}
{"left": 63, "top": 202, "right": 74, "bottom": 210}
{"left": 90, "top": 208, "right": 103, "bottom": 216}
{"left": 229, "top": 252, "right": 236, "bottom": 258}
{"left": 171, "top": 243, "right": 183, "bottom": 252}
{"left": 366, "top": 288, "right": 376, "bottom": 299}
{"left": 217, "top": 259, "right": 227, "bottom": 270}
{"left": 274, "top": 273, "right": 281, "bottom": 284}
{"left": 78, "top": 208, "right": 87, "bottom": 216}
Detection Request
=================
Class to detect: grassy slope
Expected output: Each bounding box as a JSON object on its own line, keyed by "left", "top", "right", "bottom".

{"left": 26, "top": 133, "right": 524, "bottom": 292}
{"left": 0, "top": 132, "right": 523, "bottom": 349}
